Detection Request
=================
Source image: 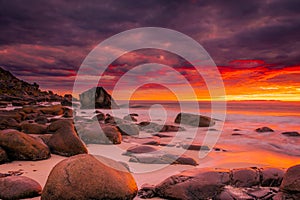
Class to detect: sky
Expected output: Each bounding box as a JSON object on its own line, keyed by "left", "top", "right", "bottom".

{"left": 0, "top": 0, "right": 299, "bottom": 101}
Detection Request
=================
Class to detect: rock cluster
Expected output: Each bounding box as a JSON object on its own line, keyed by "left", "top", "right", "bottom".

{"left": 138, "top": 166, "right": 299, "bottom": 199}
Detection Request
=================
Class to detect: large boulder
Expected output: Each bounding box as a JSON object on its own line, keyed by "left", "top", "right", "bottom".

{"left": 41, "top": 154, "right": 137, "bottom": 200}
{"left": 0, "top": 176, "right": 42, "bottom": 199}
{"left": 174, "top": 113, "right": 215, "bottom": 127}
{"left": 280, "top": 164, "right": 300, "bottom": 193}
{"left": 154, "top": 169, "right": 230, "bottom": 199}
{"left": 47, "top": 124, "right": 88, "bottom": 157}
{"left": 79, "top": 87, "right": 119, "bottom": 109}
{"left": 0, "top": 129, "right": 50, "bottom": 161}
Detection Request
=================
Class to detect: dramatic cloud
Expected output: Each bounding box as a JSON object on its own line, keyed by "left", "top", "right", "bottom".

{"left": 0, "top": 0, "right": 299, "bottom": 100}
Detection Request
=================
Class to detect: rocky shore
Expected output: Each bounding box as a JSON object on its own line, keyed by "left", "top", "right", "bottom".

{"left": 0, "top": 68, "right": 299, "bottom": 199}
{"left": 0, "top": 101, "right": 299, "bottom": 199}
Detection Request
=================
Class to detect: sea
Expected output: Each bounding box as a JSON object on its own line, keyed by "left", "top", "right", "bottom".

{"left": 78, "top": 100, "right": 300, "bottom": 172}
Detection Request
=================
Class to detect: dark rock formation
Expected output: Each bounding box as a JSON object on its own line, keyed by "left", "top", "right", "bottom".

{"left": 79, "top": 87, "right": 119, "bottom": 109}
{"left": 0, "top": 67, "right": 62, "bottom": 103}
{"left": 181, "top": 143, "right": 210, "bottom": 151}
{"left": 41, "top": 154, "right": 137, "bottom": 200}
{"left": 255, "top": 126, "right": 274, "bottom": 133}
{"left": 281, "top": 131, "right": 300, "bottom": 137}
{"left": 174, "top": 112, "right": 215, "bottom": 127}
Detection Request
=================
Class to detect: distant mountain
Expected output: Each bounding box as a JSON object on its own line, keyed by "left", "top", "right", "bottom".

{"left": 0, "top": 67, "right": 62, "bottom": 105}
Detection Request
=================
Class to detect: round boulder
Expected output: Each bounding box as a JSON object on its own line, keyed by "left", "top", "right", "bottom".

{"left": 281, "top": 164, "right": 300, "bottom": 193}
{"left": 41, "top": 154, "right": 137, "bottom": 200}
{"left": 47, "top": 126, "right": 88, "bottom": 157}
{"left": 231, "top": 168, "right": 260, "bottom": 187}
{"left": 0, "top": 129, "right": 50, "bottom": 161}
{"left": 0, "top": 176, "right": 42, "bottom": 199}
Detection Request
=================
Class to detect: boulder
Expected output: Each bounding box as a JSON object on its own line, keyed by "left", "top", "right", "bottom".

{"left": 138, "top": 121, "right": 185, "bottom": 132}
{"left": 126, "top": 137, "right": 160, "bottom": 146}
{"left": 47, "top": 119, "right": 73, "bottom": 132}
{"left": 255, "top": 126, "right": 274, "bottom": 133}
{"left": 0, "top": 129, "right": 50, "bottom": 160}
{"left": 0, "top": 117, "right": 20, "bottom": 130}
{"left": 129, "top": 153, "right": 198, "bottom": 166}
{"left": 281, "top": 131, "right": 300, "bottom": 137}
{"left": 217, "top": 186, "right": 277, "bottom": 200}
{"left": 138, "top": 184, "right": 156, "bottom": 199}
{"left": 118, "top": 123, "right": 139, "bottom": 136}
{"left": 231, "top": 168, "right": 260, "bottom": 187}
{"left": 61, "top": 94, "right": 73, "bottom": 106}
{"left": 125, "top": 145, "right": 158, "bottom": 155}
{"left": 260, "top": 167, "right": 285, "bottom": 187}
{"left": 155, "top": 169, "right": 230, "bottom": 199}
{"left": 174, "top": 113, "right": 215, "bottom": 127}
{"left": 0, "top": 176, "right": 42, "bottom": 199}
{"left": 0, "top": 147, "right": 8, "bottom": 163}
{"left": 281, "top": 164, "right": 300, "bottom": 193}
{"left": 182, "top": 143, "right": 210, "bottom": 151}
{"left": 41, "top": 154, "right": 137, "bottom": 200}
{"left": 79, "top": 122, "right": 122, "bottom": 144}
{"left": 99, "top": 124, "right": 122, "bottom": 144}
{"left": 79, "top": 87, "right": 119, "bottom": 109}
{"left": 21, "top": 123, "right": 47, "bottom": 134}
{"left": 160, "top": 124, "right": 186, "bottom": 132}
{"left": 47, "top": 125, "right": 88, "bottom": 157}
{"left": 62, "top": 107, "right": 73, "bottom": 118}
